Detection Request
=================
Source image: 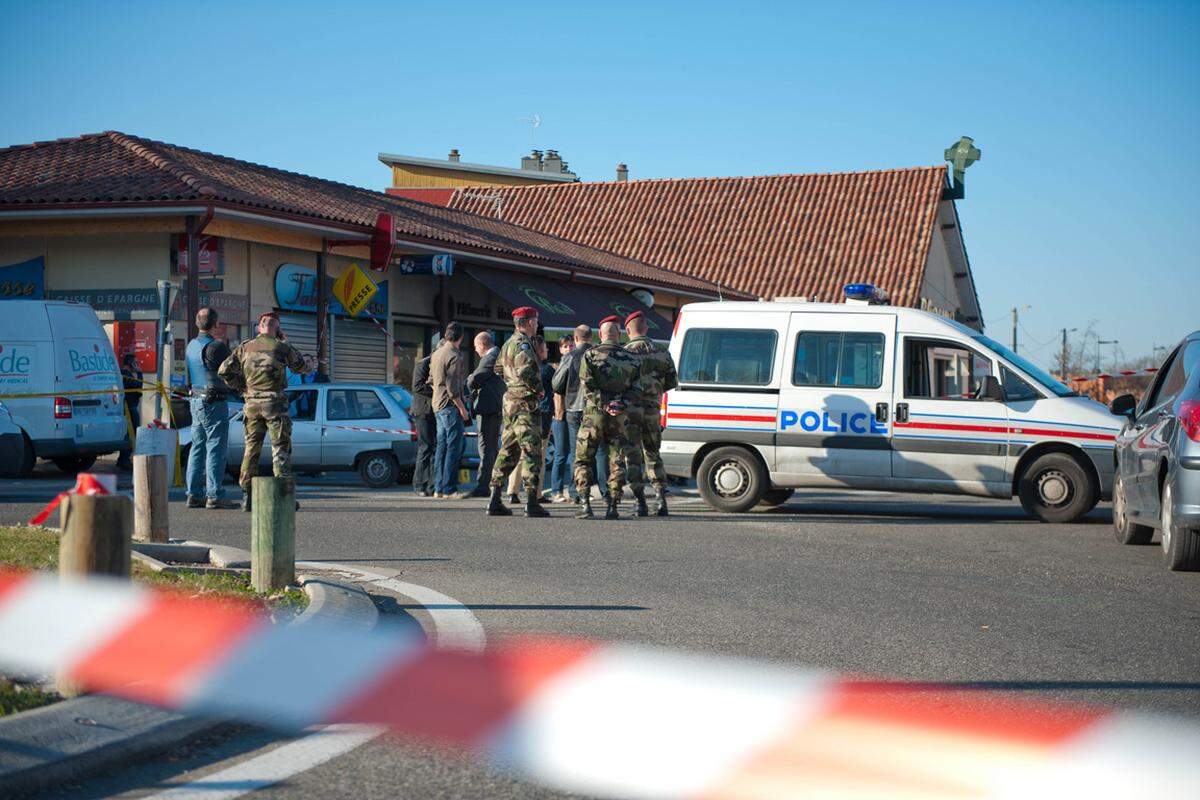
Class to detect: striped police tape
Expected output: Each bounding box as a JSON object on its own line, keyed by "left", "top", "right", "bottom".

{"left": 0, "top": 568, "right": 1195, "bottom": 799}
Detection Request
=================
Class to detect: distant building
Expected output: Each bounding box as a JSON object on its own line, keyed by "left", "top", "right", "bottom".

{"left": 381, "top": 148, "right": 579, "bottom": 206}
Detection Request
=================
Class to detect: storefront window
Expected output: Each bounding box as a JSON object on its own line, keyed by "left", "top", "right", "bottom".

{"left": 392, "top": 323, "right": 432, "bottom": 389}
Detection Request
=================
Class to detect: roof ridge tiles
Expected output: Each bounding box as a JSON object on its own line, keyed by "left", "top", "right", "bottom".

{"left": 105, "top": 132, "right": 220, "bottom": 198}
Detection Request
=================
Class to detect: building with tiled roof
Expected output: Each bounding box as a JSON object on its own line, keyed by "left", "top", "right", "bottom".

{"left": 0, "top": 132, "right": 728, "bottom": 404}
{"left": 442, "top": 166, "right": 983, "bottom": 329}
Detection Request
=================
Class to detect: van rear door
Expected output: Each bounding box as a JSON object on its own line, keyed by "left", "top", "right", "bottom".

{"left": 47, "top": 304, "right": 124, "bottom": 447}
{"left": 775, "top": 311, "right": 896, "bottom": 480}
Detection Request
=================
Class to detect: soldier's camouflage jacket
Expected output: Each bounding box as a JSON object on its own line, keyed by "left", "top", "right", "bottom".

{"left": 624, "top": 335, "right": 678, "bottom": 413}
{"left": 218, "top": 335, "right": 310, "bottom": 402}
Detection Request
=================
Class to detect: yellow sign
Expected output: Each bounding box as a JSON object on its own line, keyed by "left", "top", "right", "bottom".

{"left": 331, "top": 262, "right": 379, "bottom": 318}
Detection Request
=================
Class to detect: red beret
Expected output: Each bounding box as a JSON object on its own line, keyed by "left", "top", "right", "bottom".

{"left": 624, "top": 310, "right": 644, "bottom": 326}
{"left": 512, "top": 306, "right": 538, "bottom": 320}
{"left": 599, "top": 314, "right": 620, "bottom": 326}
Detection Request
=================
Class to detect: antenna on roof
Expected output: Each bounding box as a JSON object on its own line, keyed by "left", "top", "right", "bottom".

{"left": 518, "top": 114, "right": 542, "bottom": 149}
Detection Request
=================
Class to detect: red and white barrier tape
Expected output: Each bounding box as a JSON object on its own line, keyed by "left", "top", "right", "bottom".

{"left": 0, "top": 569, "right": 1195, "bottom": 798}
{"left": 28, "top": 472, "right": 116, "bottom": 526}
{"left": 1067, "top": 367, "right": 1158, "bottom": 383}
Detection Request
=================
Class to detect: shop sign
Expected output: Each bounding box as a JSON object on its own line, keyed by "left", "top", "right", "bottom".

{"left": 171, "top": 289, "right": 250, "bottom": 319}
{"left": 274, "top": 263, "right": 388, "bottom": 320}
{"left": 176, "top": 235, "right": 222, "bottom": 275}
{"left": 0, "top": 256, "right": 45, "bottom": 299}
{"left": 47, "top": 287, "right": 158, "bottom": 312}
{"left": 331, "top": 263, "right": 379, "bottom": 318}
{"left": 397, "top": 254, "right": 454, "bottom": 276}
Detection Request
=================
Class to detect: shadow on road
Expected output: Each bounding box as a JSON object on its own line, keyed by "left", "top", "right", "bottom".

{"left": 845, "top": 679, "right": 1200, "bottom": 693}
{"left": 392, "top": 602, "right": 650, "bottom": 611}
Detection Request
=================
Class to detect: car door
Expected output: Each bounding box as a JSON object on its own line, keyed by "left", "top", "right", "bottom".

{"left": 1130, "top": 346, "right": 1187, "bottom": 514}
{"left": 321, "top": 387, "right": 392, "bottom": 467}
{"left": 891, "top": 335, "right": 1008, "bottom": 490}
{"left": 776, "top": 312, "right": 896, "bottom": 480}
{"left": 284, "top": 388, "right": 321, "bottom": 468}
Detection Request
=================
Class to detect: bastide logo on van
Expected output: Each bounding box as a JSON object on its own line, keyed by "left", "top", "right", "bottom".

{"left": 780, "top": 408, "right": 888, "bottom": 435}
{"left": 0, "top": 343, "right": 34, "bottom": 383}
{"left": 68, "top": 343, "right": 118, "bottom": 379}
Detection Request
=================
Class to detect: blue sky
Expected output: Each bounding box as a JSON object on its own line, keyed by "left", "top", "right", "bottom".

{"left": 2, "top": 1, "right": 1196, "bottom": 370}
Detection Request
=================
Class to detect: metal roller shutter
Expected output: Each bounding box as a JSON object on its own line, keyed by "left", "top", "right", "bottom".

{"left": 332, "top": 317, "right": 387, "bottom": 383}
{"left": 276, "top": 313, "right": 319, "bottom": 359}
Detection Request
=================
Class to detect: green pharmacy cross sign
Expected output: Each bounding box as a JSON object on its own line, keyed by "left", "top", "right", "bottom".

{"left": 943, "top": 136, "right": 981, "bottom": 200}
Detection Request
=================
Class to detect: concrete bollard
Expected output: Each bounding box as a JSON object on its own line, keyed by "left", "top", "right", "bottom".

{"left": 251, "top": 477, "right": 295, "bottom": 593}
{"left": 132, "top": 453, "right": 169, "bottom": 543}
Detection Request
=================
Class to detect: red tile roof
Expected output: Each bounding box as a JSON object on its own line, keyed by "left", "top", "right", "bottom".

{"left": 0, "top": 132, "right": 726, "bottom": 296}
{"left": 448, "top": 167, "right": 952, "bottom": 307}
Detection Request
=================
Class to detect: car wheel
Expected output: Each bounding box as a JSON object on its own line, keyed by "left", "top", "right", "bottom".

{"left": 697, "top": 446, "right": 767, "bottom": 513}
{"left": 1161, "top": 480, "right": 1200, "bottom": 571}
{"left": 758, "top": 488, "right": 795, "bottom": 508}
{"left": 1112, "top": 471, "right": 1153, "bottom": 544}
{"left": 1017, "top": 452, "right": 1097, "bottom": 523}
{"left": 51, "top": 454, "right": 98, "bottom": 475}
{"left": 359, "top": 452, "right": 399, "bottom": 489}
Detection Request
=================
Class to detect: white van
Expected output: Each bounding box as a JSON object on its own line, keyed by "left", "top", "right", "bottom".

{"left": 0, "top": 300, "right": 127, "bottom": 475}
{"left": 663, "top": 286, "right": 1123, "bottom": 523}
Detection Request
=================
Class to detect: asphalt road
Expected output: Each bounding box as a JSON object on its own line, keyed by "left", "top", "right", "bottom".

{"left": 4, "top": 466, "right": 1198, "bottom": 798}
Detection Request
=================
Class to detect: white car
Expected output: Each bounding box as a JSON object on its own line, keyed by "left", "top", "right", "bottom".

{"left": 663, "top": 284, "right": 1125, "bottom": 522}
{"left": 0, "top": 300, "right": 126, "bottom": 475}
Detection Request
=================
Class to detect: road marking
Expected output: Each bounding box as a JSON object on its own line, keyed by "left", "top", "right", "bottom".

{"left": 143, "top": 724, "right": 382, "bottom": 800}
{"left": 143, "top": 565, "right": 483, "bottom": 799}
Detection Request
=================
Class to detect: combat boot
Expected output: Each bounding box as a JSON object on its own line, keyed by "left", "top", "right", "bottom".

{"left": 653, "top": 488, "right": 669, "bottom": 517}
{"left": 604, "top": 496, "right": 620, "bottom": 520}
{"left": 576, "top": 494, "right": 594, "bottom": 519}
{"left": 633, "top": 487, "right": 649, "bottom": 517}
{"left": 241, "top": 492, "right": 252, "bottom": 513}
{"left": 486, "top": 486, "right": 512, "bottom": 517}
{"left": 524, "top": 494, "right": 550, "bottom": 518}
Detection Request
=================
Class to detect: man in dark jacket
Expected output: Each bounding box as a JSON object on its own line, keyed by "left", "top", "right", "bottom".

{"left": 410, "top": 354, "right": 436, "bottom": 496}
{"left": 467, "top": 331, "right": 505, "bottom": 497}
{"left": 552, "top": 324, "right": 609, "bottom": 500}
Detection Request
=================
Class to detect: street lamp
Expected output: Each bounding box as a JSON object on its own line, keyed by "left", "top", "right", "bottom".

{"left": 1097, "top": 339, "right": 1118, "bottom": 373}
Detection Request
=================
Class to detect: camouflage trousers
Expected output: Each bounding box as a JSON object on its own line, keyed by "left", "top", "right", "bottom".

{"left": 574, "top": 406, "right": 643, "bottom": 495}
{"left": 490, "top": 395, "right": 543, "bottom": 491}
{"left": 619, "top": 407, "right": 667, "bottom": 490}
{"left": 240, "top": 395, "right": 293, "bottom": 494}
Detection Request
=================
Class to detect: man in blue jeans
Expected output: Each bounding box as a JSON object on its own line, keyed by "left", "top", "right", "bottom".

{"left": 430, "top": 322, "right": 471, "bottom": 498}
{"left": 548, "top": 335, "right": 575, "bottom": 501}
{"left": 184, "top": 308, "right": 238, "bottom": 509}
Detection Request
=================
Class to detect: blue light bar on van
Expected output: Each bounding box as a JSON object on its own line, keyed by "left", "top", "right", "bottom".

{"left": 843, "top": 283, "right": 890, "bottom": 304}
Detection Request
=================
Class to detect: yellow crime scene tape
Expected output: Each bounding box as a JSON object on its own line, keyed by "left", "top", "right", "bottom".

{"left": 0, "top": 568, "right": 1196, "bottom": 799}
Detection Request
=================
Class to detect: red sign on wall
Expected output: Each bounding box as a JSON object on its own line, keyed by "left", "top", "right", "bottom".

{"left": 176, "top": 235, "right": 221, "bottom": 275}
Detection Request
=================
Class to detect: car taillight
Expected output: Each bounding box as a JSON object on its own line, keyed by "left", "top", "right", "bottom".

{"left": 54, "top": 396, "right": 72, "bottom": 419}
{"left": 1181, "top": 400, "right": 1200, "bottom": 442}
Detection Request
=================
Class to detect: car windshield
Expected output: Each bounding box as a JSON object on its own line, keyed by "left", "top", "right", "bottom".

{"left": 971, "top": 335, "right": 1077, "bottom": 397}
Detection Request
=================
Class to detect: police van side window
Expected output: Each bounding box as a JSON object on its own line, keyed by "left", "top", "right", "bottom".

{"left": 793, "top": 332, "right": 884, "bottom": 388}
{"left": 1000, "top": 367, "right": 1040, "bottom": 402}
{"left": 904, "top": 339, "right": 994, "bottom": 400}
{"left": 679, "top": 329, "right": 777, "bottom": 385}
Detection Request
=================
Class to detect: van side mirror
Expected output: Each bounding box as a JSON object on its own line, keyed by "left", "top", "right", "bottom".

{"left": 1109, "top": 393, "right": 1136, "bottom": 418}
{"left": 978, "top": 375, "right": 1005, "bottom": 402}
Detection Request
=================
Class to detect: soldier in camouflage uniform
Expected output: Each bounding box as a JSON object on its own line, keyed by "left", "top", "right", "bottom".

{"left": 486, "top": 306, "right": 551, "bottom": 518}
{"left": 573, "top": 316, "right": 644, "bottom": 520}
{"left": 218, "top": 311, "right": 314, "bottom": 511}
{"left": 623, "top": 309, "right": 679, "bottom": 516}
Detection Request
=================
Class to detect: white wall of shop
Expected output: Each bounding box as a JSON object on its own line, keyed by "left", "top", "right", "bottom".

{"left": 0, "top": 232, "right": 170, "bottom": 291}
{"left": 919, "top": 226, "right": 963, "bottom": 320}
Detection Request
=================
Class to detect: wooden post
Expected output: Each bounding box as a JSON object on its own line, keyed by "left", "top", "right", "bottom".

{"left": 251, "top": 477, "right": 295, "bottom": 592}
{"left": 59, "top": 494, "right": 132, "bottom": 579}
{"left": 133, "top": 453, "right": 169, "bottom": 542}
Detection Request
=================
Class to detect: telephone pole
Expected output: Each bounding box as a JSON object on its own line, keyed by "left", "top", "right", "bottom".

{"left": 1059, "top": 327, "right": 1077, "bottom": 378}
{"left": 1010, "top": 305, "right": 1030, "bottom": 354}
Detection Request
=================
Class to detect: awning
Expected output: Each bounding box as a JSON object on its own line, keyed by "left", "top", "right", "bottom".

{"left": 465, "top": 265, "right": 672, "bottom": 337}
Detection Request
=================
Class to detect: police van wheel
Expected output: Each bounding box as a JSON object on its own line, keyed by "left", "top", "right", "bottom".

{"left": 758, "top": 489, "right": 795, "bottom": 508}
{"left": 51, "top": 455, "right": 97, "bottom": 475}
{"left": 1017, "top": 452, "right": 1097, "bottom": 523}
{"left": 698, "top": 446, "right": 766, "bottom": 513}
{"left": 359, "top": 453, "right": 398, "bottom": 489}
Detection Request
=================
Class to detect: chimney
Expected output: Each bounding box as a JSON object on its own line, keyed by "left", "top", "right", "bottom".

{"left": 448, "top": 148, "right": 460, "bottom": 163}
{"left": 542, "top": 149, "right": 563, "bottom": 174}
{"left": 521, "top": 149, "right": 543, "bottom": 171}
{"left": 616, "top": 163, "right": 629, "bottom": 182}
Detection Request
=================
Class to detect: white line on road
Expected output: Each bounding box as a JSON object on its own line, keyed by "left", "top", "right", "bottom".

{"left": 142, "top": 725, "right": 383, "bottom": 800}
{"left": 142, "top": 565, "right": 484, "bottom": 800}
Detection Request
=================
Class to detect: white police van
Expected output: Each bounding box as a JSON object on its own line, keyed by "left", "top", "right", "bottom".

{"left": 0, "top": 300, "right": 126, "bottom": 475}
{"left": 662, "top": 285, "right": 1123, "bottom": 522}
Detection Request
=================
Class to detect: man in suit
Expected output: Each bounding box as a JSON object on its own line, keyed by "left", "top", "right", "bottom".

{"left": 467, "top": 330, "right": 505, "bottom": 497}
{"left": 410, "top": 354, "right": 436, "bottom": 496}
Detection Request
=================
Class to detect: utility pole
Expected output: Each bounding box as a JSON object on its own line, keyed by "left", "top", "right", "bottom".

{"left": 1010, "top": 305, "right": 1030, "bottom": 354}
{"left": 1097, "top": 338, "right": 1118, "bottom": 373}
{"left": 1059, "top": 327, "right": 1077, "bottom": 379}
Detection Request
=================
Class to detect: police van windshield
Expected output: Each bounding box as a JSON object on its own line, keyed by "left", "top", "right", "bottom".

{"left": 970, "top": 335, "right": 1078, "bottom": 397}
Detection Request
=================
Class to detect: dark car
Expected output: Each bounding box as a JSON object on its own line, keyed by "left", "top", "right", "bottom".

{"left": 1111, "top": 331, "right": 1200, "bottom": 570}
